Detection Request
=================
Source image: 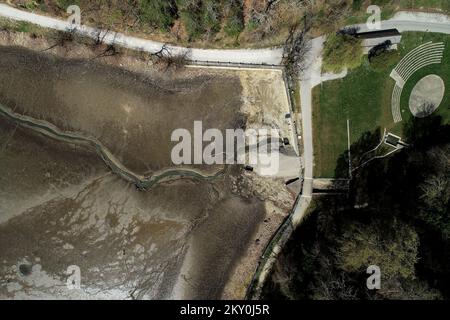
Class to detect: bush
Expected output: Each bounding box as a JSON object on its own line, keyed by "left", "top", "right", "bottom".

{"left": 139, "top": 0, "right": 177, "bottom": 31}
{"left": 323, "top": 32, "right": 363, "bottom": 73}
{"left": 352, "top": 0, "right": 363, "bottom": 11}
{"left": 179, "top": 11, "right": 203, "bottom": 39}
{"left": 223, "top": 0, "right": 244, "bottom": 38}
{"left": 369, "top": 49, "right": 400, "bottom": 72}
{"left": 177, "top": 0, "right": 205, "bottom": 40}
{"left": 202, "top": 0, "right": 221, "bottom": 35}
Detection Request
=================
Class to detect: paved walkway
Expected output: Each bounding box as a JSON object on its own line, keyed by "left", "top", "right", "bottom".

{"left": 356, "top": 11, "right": 450, "bottom": 34}
{"left": 0, "top": 3, "right": 284, "bottom": 65}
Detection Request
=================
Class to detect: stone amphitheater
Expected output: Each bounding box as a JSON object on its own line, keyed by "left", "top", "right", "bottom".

{"left": 390, "top": 41, "right": 445, "bottom": 123}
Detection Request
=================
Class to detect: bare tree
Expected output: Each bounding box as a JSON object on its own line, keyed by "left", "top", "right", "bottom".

{"left": 283, "top": 27, "right": 311, "bottom": 77}
{"left": 156, "top": 51, "right": 189, "bottom": 72}
{"left": 152, "top": 44, "right": 171, "bottom": 59}
{"left": 41, "top": 28, "right": 76, "bottom": 52}
{"left": 416, "top": 102, "right": 436, "bottom": 118}
{"left": 151, "top": 45, "right": 190, "bottom": 72}
{"left": 92, "top": 44, "right": 120, "bottom": 59}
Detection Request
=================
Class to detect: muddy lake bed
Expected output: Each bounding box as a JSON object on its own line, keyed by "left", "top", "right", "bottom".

{"left": 0, "top": 40, "right": 295, "bottom": 299}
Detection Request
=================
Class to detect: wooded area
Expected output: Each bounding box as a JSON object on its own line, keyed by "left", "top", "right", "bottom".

{"left": 3, "top": 0, "right": 381, "bottom": 47}
{"left": 263, "top": 115, "right": 450, "bottom": 299}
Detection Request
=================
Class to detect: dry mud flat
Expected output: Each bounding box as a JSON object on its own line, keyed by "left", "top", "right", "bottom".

{"left": 0, "top": 119, "right": 280, "bottom": 299}
{"left": 0, "top": 45, "right": 243, "bottom": 174}
{"left": 0, "top": 34, "right": 296, "bottom": 299}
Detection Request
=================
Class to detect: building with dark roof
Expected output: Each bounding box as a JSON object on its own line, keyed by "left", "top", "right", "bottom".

{"left": 356, "top": 28, "right": 402, "bottom": 48}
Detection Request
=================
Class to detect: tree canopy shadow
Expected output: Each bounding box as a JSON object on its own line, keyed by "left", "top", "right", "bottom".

{"left": 262, "top": 114, "right": 450, "bottom": 300}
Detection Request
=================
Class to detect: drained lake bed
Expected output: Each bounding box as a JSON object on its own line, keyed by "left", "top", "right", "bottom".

{"left": 0, "top": 34, "right": 295, "bottom": 299}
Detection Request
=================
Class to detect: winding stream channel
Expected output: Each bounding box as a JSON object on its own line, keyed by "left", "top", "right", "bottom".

{"left": 0, "top": 103, "right": 224, "bottom": 190}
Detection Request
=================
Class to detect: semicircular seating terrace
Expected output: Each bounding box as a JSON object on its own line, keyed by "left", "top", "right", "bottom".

{"left": 389, "top": 41, "right": 445, "bottom": 123}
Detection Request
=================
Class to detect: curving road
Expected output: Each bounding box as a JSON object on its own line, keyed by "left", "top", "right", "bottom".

{"left": 357, "top": 11, "right": 450, "bottom": 34}
{"left": 1, "top": 4, "right": 449, "bottom": 67}
{"left": 0, "top": 3, "right": 284, "bottom": 65}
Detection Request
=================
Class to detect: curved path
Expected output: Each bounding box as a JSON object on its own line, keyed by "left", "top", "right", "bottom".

{"left": 1, "top": 5, "right": 450, "bottom": 66}
{"left": 356, "top": 11, "right": 450, "bottom": 34}
{"left": 0, "top": 104, "right": 223, "bottom": 190}
{"left": 0, "top": 4, "right": 283, "bottom": 65}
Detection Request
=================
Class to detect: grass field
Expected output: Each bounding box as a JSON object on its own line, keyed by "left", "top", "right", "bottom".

{"left": 312, "top": 32, "right": 450, "bottom": 178}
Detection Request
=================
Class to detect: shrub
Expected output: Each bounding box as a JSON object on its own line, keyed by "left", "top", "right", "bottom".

{"left": 223, "top": 0, "right": 244, "bottom": 38}
{"left": 55, "top": 0, "right": 80, "bottom": 10}
{"left": 323, "top": 32, "right": 363, "bottom": 73}
{"left": 352, "top": 0, "right": 363, "bottom": 11}
{"left": 369, "top": 49, "right": 400, "bottom": 72}
{"left": 177, "top": 0, "right": 205, "bottom": 40}
{"left": 139, "top": 0, "right": 177, "bottom": 31}
{"left": 202, "top": 0, "right": 221, "bottom": 35}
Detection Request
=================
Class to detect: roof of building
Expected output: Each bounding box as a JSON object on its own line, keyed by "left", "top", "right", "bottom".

{"left": 356, "top": 28, "right": 401, "bottom": 39}
{"left": 385, "top": 133, "right": 401, "bottom": 146}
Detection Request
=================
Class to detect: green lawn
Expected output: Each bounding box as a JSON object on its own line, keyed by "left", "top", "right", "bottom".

{"left": 312, "top": 32, "right": 450, "bottom": 178}
{"left": 399, "top": 33, "right": 450, "bottom": 125}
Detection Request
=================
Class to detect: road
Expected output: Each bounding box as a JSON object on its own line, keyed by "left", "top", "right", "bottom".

{"left": 0, "top": 3, "right": 284, "bottom": 65}
{"left": 357, "top": 11, "right": 450, "bottom": 34}
{"left": 1, "top": 4, "right": 449, "bottom": 67}
{"left": 290, "top": 37, "right": 323, "bottom": 225}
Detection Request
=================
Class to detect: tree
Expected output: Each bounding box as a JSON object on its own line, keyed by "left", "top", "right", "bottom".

{"left": 336, "top": 218, "right": 419, "bottom": 281}
{"left": 223, "top": 0, "right": 244, "bottom": 38}
{"left": 323, "top": 32, "right": 363, "bottom": 73}
{"left": 153, "top": 47, "right": 190, "bottom": 72}
{"left": 138, "top": 0, "right": 177, "bottom": 31}
{"left": 176, "top": 0, "right": 205, "bottom": 40}
{"left": 202, "top": 0, "right": 221, "bottom": 37}
{"left": 283, "top": 27, "right": 311, "bottom": 77}
{"left": 369, "top": 49, "right": 400, "bottom": 72}
{"left": 418, "top": 146, "right": 450, "bottom": 239}
{"left": 41, "top": 29, "right": 75, "bottom": 52}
